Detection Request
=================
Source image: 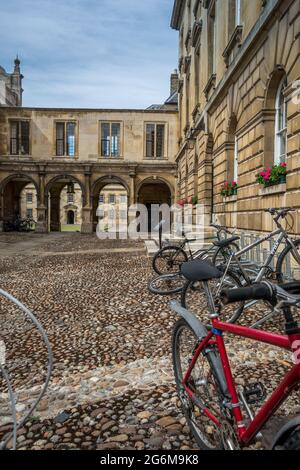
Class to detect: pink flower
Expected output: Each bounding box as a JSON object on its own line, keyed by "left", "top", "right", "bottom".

{"left": 281, "top": 162, "right": 287, "bottom": 167}
{"left": 232, "top": 181, "right": 237, "bottom": 186}
{"left": 259, "top": 172, "right": 265, "bottom": 177}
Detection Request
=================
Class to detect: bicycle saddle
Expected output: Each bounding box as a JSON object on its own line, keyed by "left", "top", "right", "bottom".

{"left": 181, "top": 259, "right": 223, "bottom": 282}
{"left": 213, "top": 236, "right": 240, "bottom": 248}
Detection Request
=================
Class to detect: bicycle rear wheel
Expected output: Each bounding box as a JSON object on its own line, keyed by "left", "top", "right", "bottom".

{"left": 148, "top": 273, "right": 186, "bottom": 296}
{"left": 276, "top": 239, "right": 300, "bottom": 282}
{"left": 152, "top": 246, "right": 188, "bottom": 275}
{"left": 172, "top": 319, "right": 225, "bottom": 450}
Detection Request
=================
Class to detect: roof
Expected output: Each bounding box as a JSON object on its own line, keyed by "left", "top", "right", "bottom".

{"left": 164, "top": 91, "right": 178, "bottom": 106}
{"left": 170, "top": 0, "right": 185, "bottom": 30}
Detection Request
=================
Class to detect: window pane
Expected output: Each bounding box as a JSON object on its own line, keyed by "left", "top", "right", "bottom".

{"left": 111, "top": 123, "right": 120, "bottom": 157}
{"left": 101, "top": 123, "right": 110, "bottom": 157}
{"left": 10, "top": 122, "right": 19, "bottom": 155}
{"left": 56, "top": 122, "right": 65, "bottom": 156}
{"left": 66, "top": 122, "right": 76, "bottom": 157}
{"left": 21, "top": 121, "right": 30, "bottom": 155}
{"left": 156, "top": 124, "right": 165, "bottom": 158}
{"left": 146, "top": 124, "right": 155, "bottom": 158}
{"left": 68, "top": 193, "right": 74, "bottom": 203}
{"left": 26, "top": 208, "right": 33, "bottom": 218}
{"left": 99, "top": 195, "right": 105, "bottom": 203}
{"left": 27, "top": 192, "right": 33, "bottom": 203}
{"left": 109, "top": 194, "right": 115, "bottom": 204}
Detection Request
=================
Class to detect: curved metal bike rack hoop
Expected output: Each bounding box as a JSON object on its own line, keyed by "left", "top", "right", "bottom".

{"left": 0, "top": 289, "right": 53, "bottom": 450}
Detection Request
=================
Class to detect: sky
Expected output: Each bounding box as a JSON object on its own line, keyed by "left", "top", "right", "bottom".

{"left": 0, "top": 0, "right": 178, "bottom": 109}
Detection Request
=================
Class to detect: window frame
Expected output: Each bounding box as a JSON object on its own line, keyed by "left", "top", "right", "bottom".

{"left": 235, "top": 0, "right": 241, "bottom": 26}
{"left": 9, "top": 119, "right": 30, "bottom": 156}
{"left": 234, "top": 135, "right": 239, "bottom": 183}
{"left": 26, "top": 192, "right": 33, "bottom": 204}
{"left": 144, "top": 122, "right": 167, "bottom": 160}
{"left": 99, "top": 121, "right": 122, "bottom": 158}
{"left": 55, "top": 120, "right": 78, "bottom": 157}
{"left": 274, "top": 76, "right": 288, "bottom": 165}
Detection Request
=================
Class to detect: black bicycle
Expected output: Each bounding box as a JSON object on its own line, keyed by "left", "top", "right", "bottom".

{"left": 152, "top": 224, "right": 239, "bottom": 276}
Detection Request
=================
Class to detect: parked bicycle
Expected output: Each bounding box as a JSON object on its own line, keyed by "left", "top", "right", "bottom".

{"left": 181, "top": 208, "right": 300, "bottom": 325}
{"left": 152, "top": 223, "right": 240, "bottom": 276}
{"left": 170, "top": 260, "right": 300, "bottom": 450}
{"left": 3, "top": 215, "right": 36, "bottom": 232}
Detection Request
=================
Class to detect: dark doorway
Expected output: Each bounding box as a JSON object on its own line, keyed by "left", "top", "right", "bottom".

{"left": 67, "top": 210, "right": 75, "bottom": 225}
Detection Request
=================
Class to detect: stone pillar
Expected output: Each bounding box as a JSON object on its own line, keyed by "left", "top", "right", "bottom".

{"left": 50, "top": 195, "right": 60, "bottom": 232}
{"left": 0, "top": 191, "right": 4, "bottom": 232}
{"left": 81, "top": 168, "right": 93, "bottom": 233}
{"left": 35, "top": 170, "right": 48, "bottom": 233}
{"left": 129, "top": 171, "right": 136, "bottom": 206}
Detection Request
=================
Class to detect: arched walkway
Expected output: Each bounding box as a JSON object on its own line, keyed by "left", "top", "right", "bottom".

{"left": 92, "top": 176, "right": 130, "bottom": 232}
{"left": 0, "top": 174, "right": 39, "bottom": 231}
{"left": 137, "top": 178, "right": 172, "bottom": 232}
{"left": 46, "top": 175, "right": 84, "bottom": 232}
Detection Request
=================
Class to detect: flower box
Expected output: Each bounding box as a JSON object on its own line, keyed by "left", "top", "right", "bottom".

{"left": 256, "top": 163, "right": 287, "bottom": 188}
{"left": 221, "top": 181, "right": 238, "bottom": 197}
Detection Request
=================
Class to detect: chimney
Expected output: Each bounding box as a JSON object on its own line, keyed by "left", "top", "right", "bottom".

{"left": 170, "top": 69, "right": 179, "bottom": 95}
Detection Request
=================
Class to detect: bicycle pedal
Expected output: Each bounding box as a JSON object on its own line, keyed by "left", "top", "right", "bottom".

{"left": 243, "top": 382, "right": 266, "bottom": 404}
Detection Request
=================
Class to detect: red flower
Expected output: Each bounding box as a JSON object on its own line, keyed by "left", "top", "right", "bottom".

{"left": 281, "top": 162, "right": 287, "bottom": 167}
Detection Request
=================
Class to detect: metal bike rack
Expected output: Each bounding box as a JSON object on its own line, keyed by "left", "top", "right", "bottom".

{"left": 0, "top": 289, "right": 53, "bottom": 450}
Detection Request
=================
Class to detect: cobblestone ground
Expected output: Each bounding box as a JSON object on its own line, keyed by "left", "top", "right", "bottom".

{"left": 0, "top": 233, "right": 299, "bottom": 450}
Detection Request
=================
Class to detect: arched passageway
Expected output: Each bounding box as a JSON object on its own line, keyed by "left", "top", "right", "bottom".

{"left": 137, "top": 179, "right": 172, "bottom": 232}
{"left": 46, "top": 176, "right": 84, "bottom": 232}
{"left": 0, "top": 175, "right": 39, "bottom": 231}
{"left": 92, "top": 177, "right": 129, "bottom": 233}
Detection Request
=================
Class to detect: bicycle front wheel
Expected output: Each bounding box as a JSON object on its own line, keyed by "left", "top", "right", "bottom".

{"left": 148, "top": 273, "right": 186, "bottom": 296}
{"left": 152, "top": 246, "right": 188, "bottom": 275}
{"left": 276, "top": 239, "right": 300, "bottom": 282}
{"left": 172, "top": 319, "right": 225, "bottom": 450}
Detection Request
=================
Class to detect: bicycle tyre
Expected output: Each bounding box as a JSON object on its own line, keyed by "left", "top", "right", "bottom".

{"left": 211, "top": 242, "right": 240, "bottom": 266}
{"left": 276, "top": 239, "right": 300, "bottom": 283}
{"left": 148, "top": 273, "right": 185, "bottom": 296}
{"left": 152, "top": 245, "right": 188, "bottom": 275}
{"left": 172, "top": 319, "right": 225, "bottom": 450}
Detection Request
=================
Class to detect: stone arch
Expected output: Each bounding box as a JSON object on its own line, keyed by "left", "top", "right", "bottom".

{"left": 137, "top": 176, "right": 173, "bottom": 233}
{"left": 45, "top": 174, "right": 85, "bottom": 232}
{"left": 0, "top": 173, "right": 40, "bottom": 230}
{"left": 136, "top": 176, "right": 174, "bottom": 200}
{"left": 92, "top": 175, "right": 130, "bottom": 232}
{"left": 45, "top": 174, "right": 86, "bottom": 205}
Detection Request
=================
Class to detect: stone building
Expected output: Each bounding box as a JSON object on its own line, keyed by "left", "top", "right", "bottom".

{"left": 0, "top": 57, "right": 23, "bottom": 107}
{"left": 0, "top": 100, "right": 178, "bottom": 232}
{"left": 171, "top": 0, "right": 300, "bottom": 234}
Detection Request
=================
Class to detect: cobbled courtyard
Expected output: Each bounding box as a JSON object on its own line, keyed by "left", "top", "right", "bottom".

{"left": 0, "top": 233, "right": 299, "bottom": 450}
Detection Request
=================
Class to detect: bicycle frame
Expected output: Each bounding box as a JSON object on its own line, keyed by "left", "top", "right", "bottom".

{"left": 182, "top": 314, "right": 300, "bottom": 447}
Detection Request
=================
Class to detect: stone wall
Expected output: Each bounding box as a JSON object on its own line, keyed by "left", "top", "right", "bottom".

{"left": 172, "top": 0, "right": 300, "bottom": 235}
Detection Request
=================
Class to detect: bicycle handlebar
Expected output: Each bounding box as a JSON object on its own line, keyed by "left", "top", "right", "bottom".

{"left": 220, "top": 283, "right": 275, "bottom": 304}
{"left": 210, "top": 223, "right": 234, "bottom": 235}
{"left": 221, "top": 281, "right": 300, "bottom": 305}
{"left": 264, "top": 208, "right": 294, "bottom": 218}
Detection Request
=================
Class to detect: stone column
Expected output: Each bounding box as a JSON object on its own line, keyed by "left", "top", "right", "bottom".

{"left": 35, "top": 170, "right": 48, "bottom": 233}
{"left": 0, "top": 191, "right": 4, "bottom": 232}
{"left": 81, "top": 167, "right": 93, "bottom": 234}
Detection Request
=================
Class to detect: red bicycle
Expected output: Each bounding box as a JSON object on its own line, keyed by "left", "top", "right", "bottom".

{"left": 171, "top": 260, "right": 300, "bottom": 450}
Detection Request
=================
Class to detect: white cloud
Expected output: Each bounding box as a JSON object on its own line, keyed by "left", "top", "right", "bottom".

{"left": 0, "top": 0, "right": 178, "bottom": 108}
